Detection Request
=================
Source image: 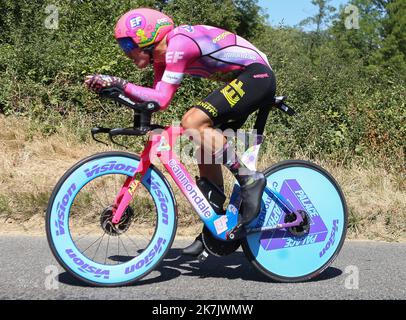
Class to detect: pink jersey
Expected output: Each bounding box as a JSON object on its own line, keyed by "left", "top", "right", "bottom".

{"left": 124, "top": 25, "right": 271, "bottom": 110}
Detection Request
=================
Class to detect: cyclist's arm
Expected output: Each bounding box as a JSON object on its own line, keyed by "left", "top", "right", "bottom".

{"left": 153, "top": 63, "right": 165, "bottom": 89}
{"left": 124, "top": 35, "right": 200, "bottom": 110}
{"left": 124, "top": 81, "right": 177, "bottom": 110}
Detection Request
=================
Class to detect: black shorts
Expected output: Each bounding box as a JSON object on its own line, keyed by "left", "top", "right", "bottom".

{"left": 194, "top": 63, "right": 276, "bottom": 131}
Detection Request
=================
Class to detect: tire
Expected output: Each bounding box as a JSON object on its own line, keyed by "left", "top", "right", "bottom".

{"left": 46, "top": 151, "right": 177, "bottom": 287}
{"left": 241, "top": 160, "right": 348, "bottom": 282}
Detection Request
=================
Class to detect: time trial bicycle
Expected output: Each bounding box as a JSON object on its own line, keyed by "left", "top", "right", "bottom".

{"left": 46, "top": 88, "right": 347, "bottom": 286}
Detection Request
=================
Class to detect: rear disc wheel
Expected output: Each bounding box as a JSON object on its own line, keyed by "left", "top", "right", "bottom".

{"left": 242, "top": 160, "right": 348, "bottom": 282}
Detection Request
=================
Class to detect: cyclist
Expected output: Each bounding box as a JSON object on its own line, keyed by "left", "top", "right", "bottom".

{"left": 85, "top": 8, "right": 276, "bottom": 256}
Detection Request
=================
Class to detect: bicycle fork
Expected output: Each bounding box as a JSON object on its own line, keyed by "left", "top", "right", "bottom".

{"left": 110, "top": 139, "right": 155, "bottom": 224}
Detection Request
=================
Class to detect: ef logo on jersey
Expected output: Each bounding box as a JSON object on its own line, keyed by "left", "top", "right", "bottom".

{"left": 166, "top": 51, "right": 185, "bottom": 64}
{"left": 221, "top": 79, "right": 245, "bottom": 107}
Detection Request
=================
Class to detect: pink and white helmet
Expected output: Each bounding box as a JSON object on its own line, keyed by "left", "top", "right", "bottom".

{"left": 114, "top": 8, "right": 174, "bottom": 52}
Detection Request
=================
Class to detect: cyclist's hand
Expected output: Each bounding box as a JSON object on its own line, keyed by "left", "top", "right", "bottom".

{"left": 84, "top": 74, "right": 128, "bottom": 93}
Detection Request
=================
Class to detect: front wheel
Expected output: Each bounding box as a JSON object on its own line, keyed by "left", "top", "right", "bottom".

{"left": 46, "top": 151, "right": 177, "bottom": 286}
{"left": 242, "top": 160, "right": 348, "bottom": 282}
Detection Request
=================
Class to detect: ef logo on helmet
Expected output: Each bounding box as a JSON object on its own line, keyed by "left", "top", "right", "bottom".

{"left": 128, "top": 14, "right": 145, "bottom": 29}
{"left": 116, "top": 9, "right": 174, "bottom": 48}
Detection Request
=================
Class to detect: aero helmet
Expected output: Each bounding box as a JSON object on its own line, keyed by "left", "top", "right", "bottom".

{"left": 115, "top": 8, "right": 174, "bottom": 53}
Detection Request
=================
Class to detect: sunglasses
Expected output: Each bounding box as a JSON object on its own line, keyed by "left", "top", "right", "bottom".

{"left": 117, "top": 37, "right": 139, "bottom": 54}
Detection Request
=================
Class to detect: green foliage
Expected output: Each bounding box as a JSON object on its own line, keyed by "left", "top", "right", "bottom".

{"left": 299, "top": 0, "right": 336, "bottom": 31}
{"left": 331, "top": 0, "right": 406, "bottom": 78}
{"left": 233, "top": 0, "right": 268, "bottom": 38}
{"left": 0, "top": 0, "right": 404, "bottom": 170}
{"left": 164, "top": 0, "right": 240, "bottom": 32}
{"left": 0, "top": 194, "right": 12, "bottom": 218}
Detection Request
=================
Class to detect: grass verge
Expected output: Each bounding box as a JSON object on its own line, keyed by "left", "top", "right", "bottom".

{"left": 0, "top": 115, "right": 404, "bottom": 241}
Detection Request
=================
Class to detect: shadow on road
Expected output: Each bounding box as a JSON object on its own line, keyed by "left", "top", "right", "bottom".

{"left": 58, "top": 248, "right": 343, "bottom": 287}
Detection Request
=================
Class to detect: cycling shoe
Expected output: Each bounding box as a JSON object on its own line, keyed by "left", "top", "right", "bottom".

{"left": 238, "top": 172, "right": 266, "bottom": 226}
{"left": 182, "top": 234, "right": 204, "bottom": 256}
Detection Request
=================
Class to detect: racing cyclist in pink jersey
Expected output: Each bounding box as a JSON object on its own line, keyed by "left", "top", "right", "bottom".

{"left": 85, "top": 8, "right": 276, "bottom": 256}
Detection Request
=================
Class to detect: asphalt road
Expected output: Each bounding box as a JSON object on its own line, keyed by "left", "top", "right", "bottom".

{"left": 0, "top": 235, "right": 405, "bottom": 300}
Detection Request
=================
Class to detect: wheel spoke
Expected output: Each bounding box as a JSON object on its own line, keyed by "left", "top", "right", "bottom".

{"left": 92, "top": 232, "right": 106, "bottom": 261}
{"left": 89, "top": 183, "right": 109, "bottom": 211}
{"left": 117, "top": 237, "right": 120, "bottom": 265}
{"left": 131, "top": 227, "right": 153, "bottom": 245}
{"left": 104, "top": 235, "right": 110, "bottom": 264}
{"left": 81, "top": 232, "right": 104, "bottom": 254}
{"left": 74, "top": 230, "right": 94, "bottom": 244}
{"left": 101, "top": 179, "right": 112, "bottom": 207}
{"left": 122, "top": 232, "right": 142, "bottom": 253}
{"left": 118, "top": 235, "right": 131, "bottom": 257}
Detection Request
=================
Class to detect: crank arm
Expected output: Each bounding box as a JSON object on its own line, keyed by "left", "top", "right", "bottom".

{"left": 227, "top": 212, "right": 304, "bottom": 240}
{"left": 246, "top": 212, "right": 304, "bottom": 235}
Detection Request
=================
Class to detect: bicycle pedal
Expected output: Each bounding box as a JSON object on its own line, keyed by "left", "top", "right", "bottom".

{"left": 197, "top": 250, "right": 209, "bottom": 263}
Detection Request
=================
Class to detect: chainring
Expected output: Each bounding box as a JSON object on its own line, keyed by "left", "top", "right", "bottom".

{"left": 284, "top": 210, "right": 310, "bottom": 237}
{"left": 202, "top": 226, "right": 241, "bottom": 257}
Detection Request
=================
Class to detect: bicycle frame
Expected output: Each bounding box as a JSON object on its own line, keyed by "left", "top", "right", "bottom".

{"left": 110, "top": 126, "right": 303, "bottom": 241}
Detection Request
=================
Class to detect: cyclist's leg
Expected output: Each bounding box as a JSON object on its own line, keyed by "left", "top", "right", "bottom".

{"left": 196, "top": 147, "right": 224, "bottom": 191}
{"left": 181, "top": 106, "right": 228, "bottom": 188}
{"left": 183, "top": 116, "right": 248, "bottom": 194}
{"left": 181, "top": 107, "right": 225, "bottom": 153}
{"left": 193, "top": 117, "right": 247, "bottom": 194}
{"left": 182, "top": 63, "right": 276, "bottom": 253}
{"left": 181, "top": 109, "right": 225, "bottom": 256}
{"left": 191, "top": 63, "right": 276, "bottom": 226}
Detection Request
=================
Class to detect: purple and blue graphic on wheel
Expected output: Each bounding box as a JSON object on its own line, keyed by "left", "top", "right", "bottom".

{"left": 245, "top": 164, "right": 346, "bottom": 279}
{"left": 260, "top": 179, "right": 330, "bottom": 250}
